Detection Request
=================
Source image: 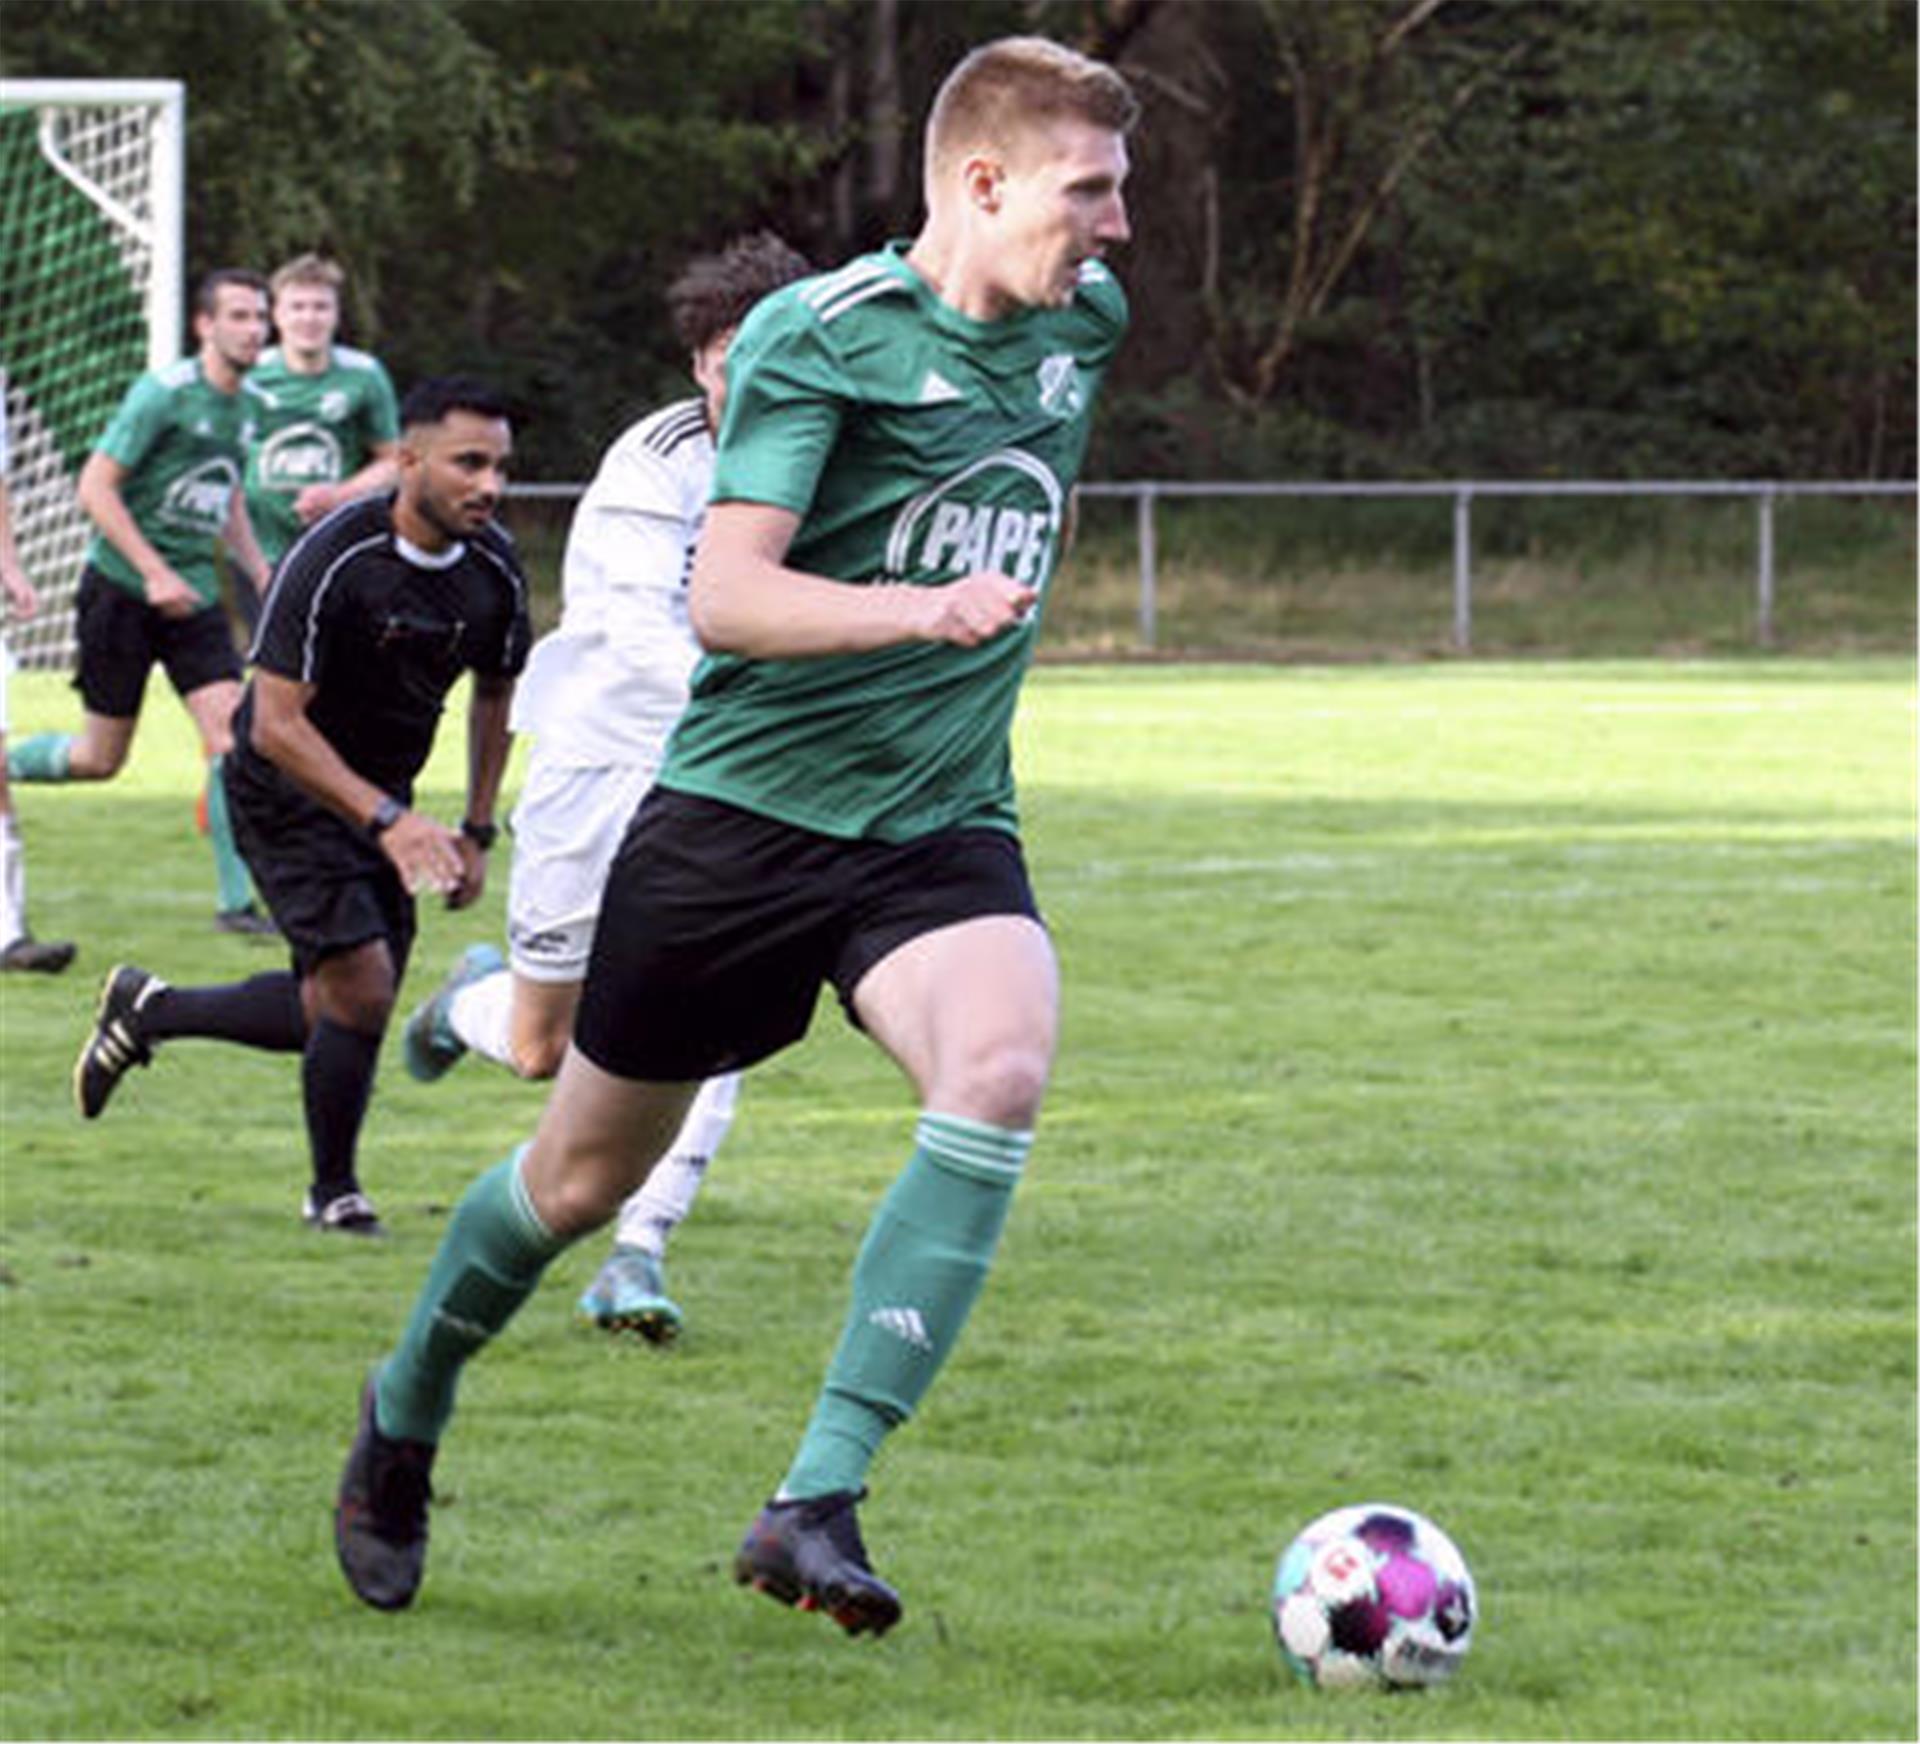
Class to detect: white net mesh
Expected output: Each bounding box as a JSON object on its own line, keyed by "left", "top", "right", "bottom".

{"left": 1, "top": 93, "right": 172, "bottom": 669}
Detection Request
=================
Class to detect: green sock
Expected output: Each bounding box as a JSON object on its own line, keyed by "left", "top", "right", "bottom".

{"left": 204, "top": 756, "right": 253, "bottom": 911}
{"left": 780, "top": 1112, "right": 1030, "bottom": 1500}
{"left": 8, "top": 733, "right": 72, "bottom": 781}
{"left": 374, "top": 1147, "right": 567, "bottom": 1444}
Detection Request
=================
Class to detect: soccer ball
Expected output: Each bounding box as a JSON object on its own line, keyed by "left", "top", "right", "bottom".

{"left": 1271, "top": 1503, "right": 1477, "bottom": 1690}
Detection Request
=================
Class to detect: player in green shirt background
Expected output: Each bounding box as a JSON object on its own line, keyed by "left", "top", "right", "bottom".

{"left": 243, "top": 254, "right": 401, "bottom": 598}
{"left": 9, "top": 269, "right": 275, "bottom": 933}
{"left": 334, "top": 35, "right": 1137, "bottom": 1636}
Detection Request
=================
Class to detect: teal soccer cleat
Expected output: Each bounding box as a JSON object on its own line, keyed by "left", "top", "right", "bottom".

{"left": 401, "top": 943, "right": 504, "bottom": 1082}
{"left": 575, "top": 1244, "right": 684, "bottom": 1344}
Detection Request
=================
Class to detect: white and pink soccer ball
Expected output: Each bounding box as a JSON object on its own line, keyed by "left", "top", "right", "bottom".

{"left": 1271, "top": 1503, "right": 1477, "bottom": 1690}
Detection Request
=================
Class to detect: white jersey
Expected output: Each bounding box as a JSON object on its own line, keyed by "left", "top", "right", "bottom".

{"left": 510, "top": 397, "right": 713, "bottom": 769}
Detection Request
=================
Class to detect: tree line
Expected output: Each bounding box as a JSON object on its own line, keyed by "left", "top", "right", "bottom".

{"left": 7, "top": 0, "right": 1913, "bottom": 483}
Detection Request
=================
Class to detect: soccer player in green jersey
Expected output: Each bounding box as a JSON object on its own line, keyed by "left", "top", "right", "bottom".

{"left": 244, "top": 254, "right": 401, "bottom": 586}
{"left": 9, "top": 269, "right": 275, "bottom": 933}
{"left": 334, "top": 36, "right": 1137, "bottom": 1634}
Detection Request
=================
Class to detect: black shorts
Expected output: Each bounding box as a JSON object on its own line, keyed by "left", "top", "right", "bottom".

{"left": 222, "top": 752, "right": 416, "bottom": 979}
{"left": 575, "top": 788, "right": 1042, "bottom": 1082}
{"left": 73, "top": 567, "right": 242, "bottom": 718}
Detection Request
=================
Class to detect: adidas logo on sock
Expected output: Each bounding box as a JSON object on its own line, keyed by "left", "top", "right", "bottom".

{"left": 868, "top": 1305, "right": 933, "bottom": 1351}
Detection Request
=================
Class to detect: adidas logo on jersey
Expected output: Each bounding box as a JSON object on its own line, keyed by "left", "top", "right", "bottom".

{"left": 867, "top": 1306, "right": 934, "bottom": 1351}
{"left": 918, "top": 369, "right": 965, "bottom": 405}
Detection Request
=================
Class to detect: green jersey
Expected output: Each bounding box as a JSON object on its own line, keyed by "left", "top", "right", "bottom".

{"left": 659, "top": 243, "right": 1128, "bottom": 841}
{"left": 87, "top": 359, "right": 258, "bottom": 605}
{"left": 243, "top": 345, "right": 401, "bottom": 563}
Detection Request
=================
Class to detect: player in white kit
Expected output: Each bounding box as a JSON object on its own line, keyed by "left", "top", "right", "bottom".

{"left": 401, "top": 234, "right": 812, "bottom": 1341}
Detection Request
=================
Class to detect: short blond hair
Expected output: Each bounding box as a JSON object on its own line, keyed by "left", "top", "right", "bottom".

{"left": 270, "top": 253, "right": 344, "bottom": 299}
{"left": 925, "top": 35, "right": 1138, "bottom": 175}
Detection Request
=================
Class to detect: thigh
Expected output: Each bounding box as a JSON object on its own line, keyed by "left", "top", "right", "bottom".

{"left": 72, "top": 570, "right": 157, "bottom": 719}
{"left": 850, "top": 912, "right": 1059, "bottom": 1125}
{"left": 179, "top": 676, "right": 243, "bottom": 756}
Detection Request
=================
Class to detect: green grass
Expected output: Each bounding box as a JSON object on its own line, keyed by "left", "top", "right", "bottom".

{"left": 2, "top": 658, "right": 1913, "bottom": 1740}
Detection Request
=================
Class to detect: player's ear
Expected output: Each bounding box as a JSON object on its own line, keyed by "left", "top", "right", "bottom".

{"left": 963, "top": 154, "right": 1004, "bottom": 214}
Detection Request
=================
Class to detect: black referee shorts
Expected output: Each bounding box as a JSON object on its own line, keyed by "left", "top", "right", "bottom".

{"left": 222, "top": 753, "right": 416, "bottom": 979}
{"left": 73, "top": 567, "right": 242, "bottom": 718}
{"left": 574, "top": 788, "right": 1042, "bottom": 1083}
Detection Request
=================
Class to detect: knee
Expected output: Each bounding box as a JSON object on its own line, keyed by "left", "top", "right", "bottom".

{"left": 522, "top": 1138, "right": 632, "bottom": 1238}
{"left": 313, "top": 963, "right": 398, "bottom": 1034}
{"left": 509, "top": 1028, "right": 568, "bottom": 1082}
{"left": 940, "top": 1039, "right": 1052, "bottom": 1131}
{"left": 67, "top": 744, "right": 126, "bottom": 781}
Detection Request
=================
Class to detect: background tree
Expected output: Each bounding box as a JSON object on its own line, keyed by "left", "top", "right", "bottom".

{"left": 3, "top": 0, "right": 1912, "bottom": 481}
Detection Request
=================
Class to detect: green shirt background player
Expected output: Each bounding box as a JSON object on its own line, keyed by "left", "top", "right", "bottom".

{"left": 335, "top": 34, "right": 1137, "bottom": 1634}
{"left": 9, "top": 268, "right": 277, "bottom": 933}
{"left": 244, "top": 254, "right": 401, "bottom": 584}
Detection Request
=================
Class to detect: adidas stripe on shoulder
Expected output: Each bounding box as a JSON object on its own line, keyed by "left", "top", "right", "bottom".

{"left": 802, "top": 257, "right": 905, "bottom": 326}
{"left": 639, "top": 398, "right": 710, "bottom": 457}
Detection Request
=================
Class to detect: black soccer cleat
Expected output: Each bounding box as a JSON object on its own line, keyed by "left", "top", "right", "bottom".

{"left": 72, "top": 964, "right": 165, "bottom": 1118}
{"left": 334, "top": 1378, "right": 437, "bottom": 1611}
{"left": 734, "top": 1489, "right": 903, "bottom": 1638}
{"left": 0, "top": 935, "right": 76, "bottom": 974}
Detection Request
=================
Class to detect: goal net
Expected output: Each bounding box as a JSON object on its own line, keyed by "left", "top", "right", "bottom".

{"left": 0, "top": 80, "right": 183, "bottom": 669}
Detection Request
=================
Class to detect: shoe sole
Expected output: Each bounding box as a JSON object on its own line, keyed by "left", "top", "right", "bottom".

{"left": 578, "top": 1298, "right": 682, "bottom": 1345}
{"left": 735, "top": 1562, "right": 902, "bottom": 1638}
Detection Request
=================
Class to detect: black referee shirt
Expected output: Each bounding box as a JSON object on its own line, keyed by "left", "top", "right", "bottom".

{"left": 234, "top": 493, "right": 532, "bottom": 800}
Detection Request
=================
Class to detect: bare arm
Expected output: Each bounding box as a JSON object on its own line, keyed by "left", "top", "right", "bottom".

{"left": 293, "top": 441, "right": 399, "bottom": 524}
{"left": 249, "top": 669, "right": 465, "bottom": 895}
{"left": 221, "top": 488, "right": 272, "bottom": 608}
{"left": 689, "top": 500, "right": 1038, "bottom": 659}
{"left": 75, "top": 451, "right": 199, "bottom": 618}
{"left": 449, "top": 672, "right": 515, "bottom": 910}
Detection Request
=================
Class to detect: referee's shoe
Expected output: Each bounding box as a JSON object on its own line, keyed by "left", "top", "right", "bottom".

{"left": 73, "top": 964, "right": 166, "bottom": 1118}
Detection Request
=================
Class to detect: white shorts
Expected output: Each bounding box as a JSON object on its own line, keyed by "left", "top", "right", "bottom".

{"left": 506, "top": 760, "right": 658, "bottom": 983}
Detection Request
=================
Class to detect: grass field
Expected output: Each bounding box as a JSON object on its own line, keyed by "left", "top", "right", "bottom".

{"left": 1, "top": 658, "right": 1913, "bottom": 1741}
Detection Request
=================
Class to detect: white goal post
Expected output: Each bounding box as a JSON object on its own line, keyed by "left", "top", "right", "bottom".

{"left": 0, "top": 79, "right": 184, "bottom": 668}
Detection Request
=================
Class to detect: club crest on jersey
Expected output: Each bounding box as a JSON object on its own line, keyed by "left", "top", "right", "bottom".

{"left": 319, "top": 389, "right": 351, "bottom": 422}
{"left": 1036, "top": 353, "right": 1084, "bottom": 418}
{"left": 159, "top": 457, "right": 241, "bottom": 531}
{"left": 884, "top": 448, "right": 1065, "bottom": 587}
{"left": 257, "top": 422, "right": 344, "bottom": 488}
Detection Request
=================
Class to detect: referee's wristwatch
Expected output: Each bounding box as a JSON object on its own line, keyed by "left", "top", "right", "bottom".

{"left": 365, "top": 794, "right": 405, "bottom": 840}
{"left": 461, "top": 818, "right": 499, "bottom": 851}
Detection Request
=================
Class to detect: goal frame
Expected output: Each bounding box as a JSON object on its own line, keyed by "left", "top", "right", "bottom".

{"left": 0, "top": 78, "right": 185, "bottom": 372}
{"left": 0, "top": 79, "right": 185, "bottom": 667}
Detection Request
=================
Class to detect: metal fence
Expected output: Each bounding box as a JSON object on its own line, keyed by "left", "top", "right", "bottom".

{"left": 509, "top": 478, "right": 1916, "bottom": 652}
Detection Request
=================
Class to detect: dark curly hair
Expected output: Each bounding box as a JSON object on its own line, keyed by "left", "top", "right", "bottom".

{"left": 667, "top": 232, "right": 813, "bottom": 353}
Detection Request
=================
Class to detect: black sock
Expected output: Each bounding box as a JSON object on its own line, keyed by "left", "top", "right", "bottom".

{"left": 144, "top": 973, "right": 306, "bottom": 1051}
{"left": 303, "top": 1018, "right": 382, "bottom": 1204}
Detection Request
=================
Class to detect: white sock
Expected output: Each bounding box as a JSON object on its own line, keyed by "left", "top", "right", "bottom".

{"left": 446, "top": 968, "right": 518, "bottom": 1068}
{"left": 0, "top": 810, "right": 25, "bottom": 951}
{"left": 614, "top": 1073, "right": 742, "bottom": 1254}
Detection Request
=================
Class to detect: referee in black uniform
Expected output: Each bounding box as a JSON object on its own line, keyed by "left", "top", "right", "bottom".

{"left": 73, "top": 378, "right": 532, "bottom": 1236}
